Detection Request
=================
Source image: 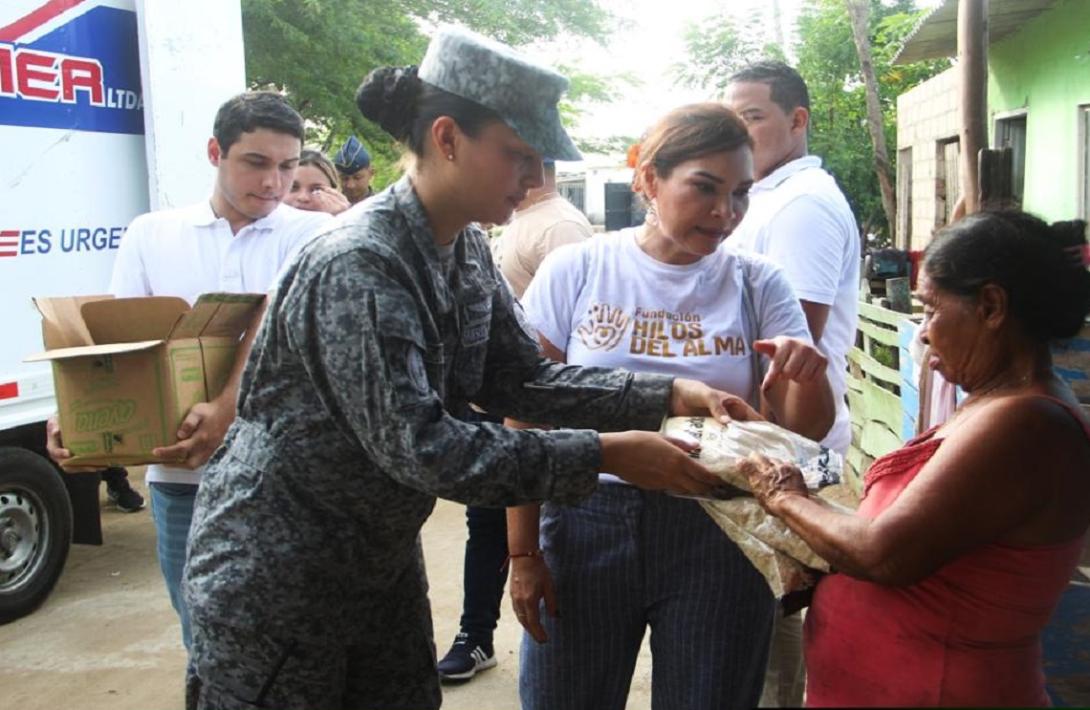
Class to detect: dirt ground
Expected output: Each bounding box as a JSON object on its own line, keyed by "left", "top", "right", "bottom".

{"left": 0, "top": 474, "right": 652, "bottom": 710}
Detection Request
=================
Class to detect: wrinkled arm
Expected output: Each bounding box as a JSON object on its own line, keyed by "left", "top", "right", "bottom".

{"left": 758, "top": 399, "right": 1059, "bottom": 585}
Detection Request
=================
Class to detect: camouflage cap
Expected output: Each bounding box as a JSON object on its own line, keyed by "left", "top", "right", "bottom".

{"left": 418, "top": 26, "right": 581, "bottom": 162}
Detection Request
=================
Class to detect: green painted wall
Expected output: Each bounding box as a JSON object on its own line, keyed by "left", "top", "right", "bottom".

{"left": 989, "top": 0, "right": 1090, "bottom": 221}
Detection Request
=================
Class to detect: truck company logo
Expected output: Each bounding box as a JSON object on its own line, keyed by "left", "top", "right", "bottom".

{"left": 0, "top": 226, "right": 125, "bottom": 258}
{"left": 0, "top": 0, "right": 143, "bottom": 134}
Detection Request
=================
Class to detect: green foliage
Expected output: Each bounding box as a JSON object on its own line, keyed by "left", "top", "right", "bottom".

{"left": 674, "top": 0, "right": 949, "bottom": 240}
{"left": 405, "top": 0, "right": 614, "bottom": 47}
{"left": 555, "top": 65, "right": 627, "bottom": 122}
{"left": 674, "top": 9, "right": 786, "bottom": 93}
{"left": 575, "top": 134, "right": 639, "bottom": 156}
{"left": 872, "top": 341, "right": 897, "bottom": 370}
{"left": 796, "top": 0, "right": 948, "bottom": 239}
{"left": 241, "top": 0, "right": 615, "bottom": 189}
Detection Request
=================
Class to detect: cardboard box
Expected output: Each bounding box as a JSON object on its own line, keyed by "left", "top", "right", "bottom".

{"left": 26, "top": 293, "right": 265, "bottom": 468}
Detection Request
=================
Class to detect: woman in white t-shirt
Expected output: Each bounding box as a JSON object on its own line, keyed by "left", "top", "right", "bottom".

{"left": 508, "top": 103, "right": 836, "bottom": 709}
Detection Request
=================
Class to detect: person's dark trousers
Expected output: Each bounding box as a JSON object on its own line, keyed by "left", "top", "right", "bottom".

{"left": 457, "top": 409, "right": 509, "bottom": 644}
{"left": 459, "top": 504, "right": 509, "bottom": 643}
{"left": 101, "top": 466, "right": 128, "bottom": 487}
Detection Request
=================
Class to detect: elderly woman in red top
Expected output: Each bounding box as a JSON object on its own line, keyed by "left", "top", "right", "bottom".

{"left": 743, "top": 210, "right": 1090, "bottom": 707}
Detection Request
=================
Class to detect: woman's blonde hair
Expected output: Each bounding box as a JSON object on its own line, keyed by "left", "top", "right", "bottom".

{"left": 298, "top": 149, "right": 341, "bottom": 190}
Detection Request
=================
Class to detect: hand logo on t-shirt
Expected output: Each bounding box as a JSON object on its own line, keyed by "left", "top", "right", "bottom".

{"left": 577, "top": 303, "right": 631, "bottom": 351}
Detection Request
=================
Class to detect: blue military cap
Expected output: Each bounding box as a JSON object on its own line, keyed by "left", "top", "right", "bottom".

{"left": 334, "top": 135, "right": 371, "bottom": 174}
{"left": 418, "top": 27, "right": 581, "bottom": 162}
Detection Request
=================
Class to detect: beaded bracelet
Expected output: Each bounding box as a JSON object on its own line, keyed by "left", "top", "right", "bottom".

{"left": 502, "top": 549, "right": 543, "bottom": 571}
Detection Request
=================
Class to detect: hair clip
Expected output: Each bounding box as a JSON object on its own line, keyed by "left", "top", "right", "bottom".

{"left": 626, "top": 142, "right": 641, "bottom": 169}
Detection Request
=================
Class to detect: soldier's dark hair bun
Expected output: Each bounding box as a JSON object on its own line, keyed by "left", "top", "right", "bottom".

{"left": 356, "top": 65, "right": 421, "bottom": 142}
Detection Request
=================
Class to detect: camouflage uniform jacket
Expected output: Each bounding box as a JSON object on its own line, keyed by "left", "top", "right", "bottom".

{"left": 184, "top": 176, "right": 672, "bottom": 648}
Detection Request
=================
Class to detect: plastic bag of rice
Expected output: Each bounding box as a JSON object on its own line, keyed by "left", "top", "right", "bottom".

{"left": 661, "top": 416, "right": 854, "bottom": 597}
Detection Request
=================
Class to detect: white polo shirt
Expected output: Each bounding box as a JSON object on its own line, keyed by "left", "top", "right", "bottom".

{"left": 730, "top": 156, "right": 860, "bottom": 455}
{"left": 109, "top": 200, "right": 332, "bottom": 484}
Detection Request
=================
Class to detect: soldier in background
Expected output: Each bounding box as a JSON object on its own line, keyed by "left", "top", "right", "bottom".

{"left": 333, "top": 135, "right": 375, "bottom": 204}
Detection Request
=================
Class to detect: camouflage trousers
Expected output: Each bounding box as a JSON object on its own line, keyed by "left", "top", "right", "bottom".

{"left": 186, "top": 611, "right": 442, "bottom": 710}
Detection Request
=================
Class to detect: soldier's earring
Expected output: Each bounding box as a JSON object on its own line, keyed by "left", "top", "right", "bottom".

{"left": 447, "top": 154, "right": 454, "bottom": 161}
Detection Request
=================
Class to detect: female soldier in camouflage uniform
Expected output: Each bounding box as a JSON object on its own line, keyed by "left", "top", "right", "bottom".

{"left": 182, "top": 27, "right": 751, "bottom": 710}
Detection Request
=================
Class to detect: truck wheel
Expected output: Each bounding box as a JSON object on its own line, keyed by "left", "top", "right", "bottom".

{"left": 0, "top": 448, "right": 72, "bottom": 623}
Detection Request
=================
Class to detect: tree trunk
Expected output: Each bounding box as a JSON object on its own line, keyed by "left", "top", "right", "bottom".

{"left": 771, "top": 0, "right": 786, "bottom": 55}
{"left": 845, "top": 0, "right": 897, "bottom": 243}
{"left": 958, "top": 0, "right": 989, "bottom": 214}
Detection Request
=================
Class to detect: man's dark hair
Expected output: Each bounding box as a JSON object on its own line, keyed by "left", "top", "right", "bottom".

{"left": 213, "top": 91, "right": 305, "bottom": 156}
{"left": 729, "top": 60, "right": 810, "bottom": 114}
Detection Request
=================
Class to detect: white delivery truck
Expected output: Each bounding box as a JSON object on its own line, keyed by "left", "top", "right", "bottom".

{"left": 0, "top": 0, "right": 244, "bottom": 622}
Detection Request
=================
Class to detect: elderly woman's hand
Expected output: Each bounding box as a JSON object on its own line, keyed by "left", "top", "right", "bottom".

{"left": 738, "top": 452, "right": 809, "bottom": 515}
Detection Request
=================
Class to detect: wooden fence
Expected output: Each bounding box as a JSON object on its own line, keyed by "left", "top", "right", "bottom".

{"left": 845, "top": 304, "right": 1090, "bottom": 496}
{"left": 844, "top": 301, "right": 919, "bottom": 495}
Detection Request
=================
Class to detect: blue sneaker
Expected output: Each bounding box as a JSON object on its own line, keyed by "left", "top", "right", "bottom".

{"left": 436, "top": 632, "right": 496, "bottom": 681}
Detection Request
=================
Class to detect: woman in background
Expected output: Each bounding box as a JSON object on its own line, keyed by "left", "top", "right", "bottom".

{"left": 284, "top": 148, "right": 350, "bottom": 215}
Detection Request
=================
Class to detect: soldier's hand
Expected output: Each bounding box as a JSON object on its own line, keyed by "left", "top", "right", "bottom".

{"left": 152, "top": 397, "right": 235, "bottom": 469}
{"left": 44, "top": 415, "right": 99, "bottom": 472}
{"left": 509, "top": 554, "right": 557, "bottom": 643}
{"left": 669, "top": 378, "right": 763, "bottom": 423}
{"left": 600, "top": 431, "right": 720, "bottom": 496}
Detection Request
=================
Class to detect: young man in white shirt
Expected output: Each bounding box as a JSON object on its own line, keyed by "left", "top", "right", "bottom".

{"left": 46, "top": 92, "right": 331, "bottom": 653}
{"left": 726, "top": 60, "right": 860, "bottom": 708}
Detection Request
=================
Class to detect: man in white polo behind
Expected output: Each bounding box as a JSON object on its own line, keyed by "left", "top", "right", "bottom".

{"left": 726, "top": 60, "right": 860, "bottom": 707}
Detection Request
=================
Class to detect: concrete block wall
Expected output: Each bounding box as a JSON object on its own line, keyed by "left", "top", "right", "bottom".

{"left": 896, "top": 67, "right": 960, "bottom": 252}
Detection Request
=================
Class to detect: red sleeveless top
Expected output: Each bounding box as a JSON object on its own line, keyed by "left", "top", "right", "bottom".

{"left": 804, "top": 397, "right": 1089, "bottom": 707}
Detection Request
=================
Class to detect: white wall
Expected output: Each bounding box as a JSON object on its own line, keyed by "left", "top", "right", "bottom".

{"left": 136, "top": 0, "right": 246, "bottom": 210}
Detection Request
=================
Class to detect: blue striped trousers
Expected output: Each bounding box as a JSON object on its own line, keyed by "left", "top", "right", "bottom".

{"left": 519, "top": 484, "right": 774, "bottom": 710}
